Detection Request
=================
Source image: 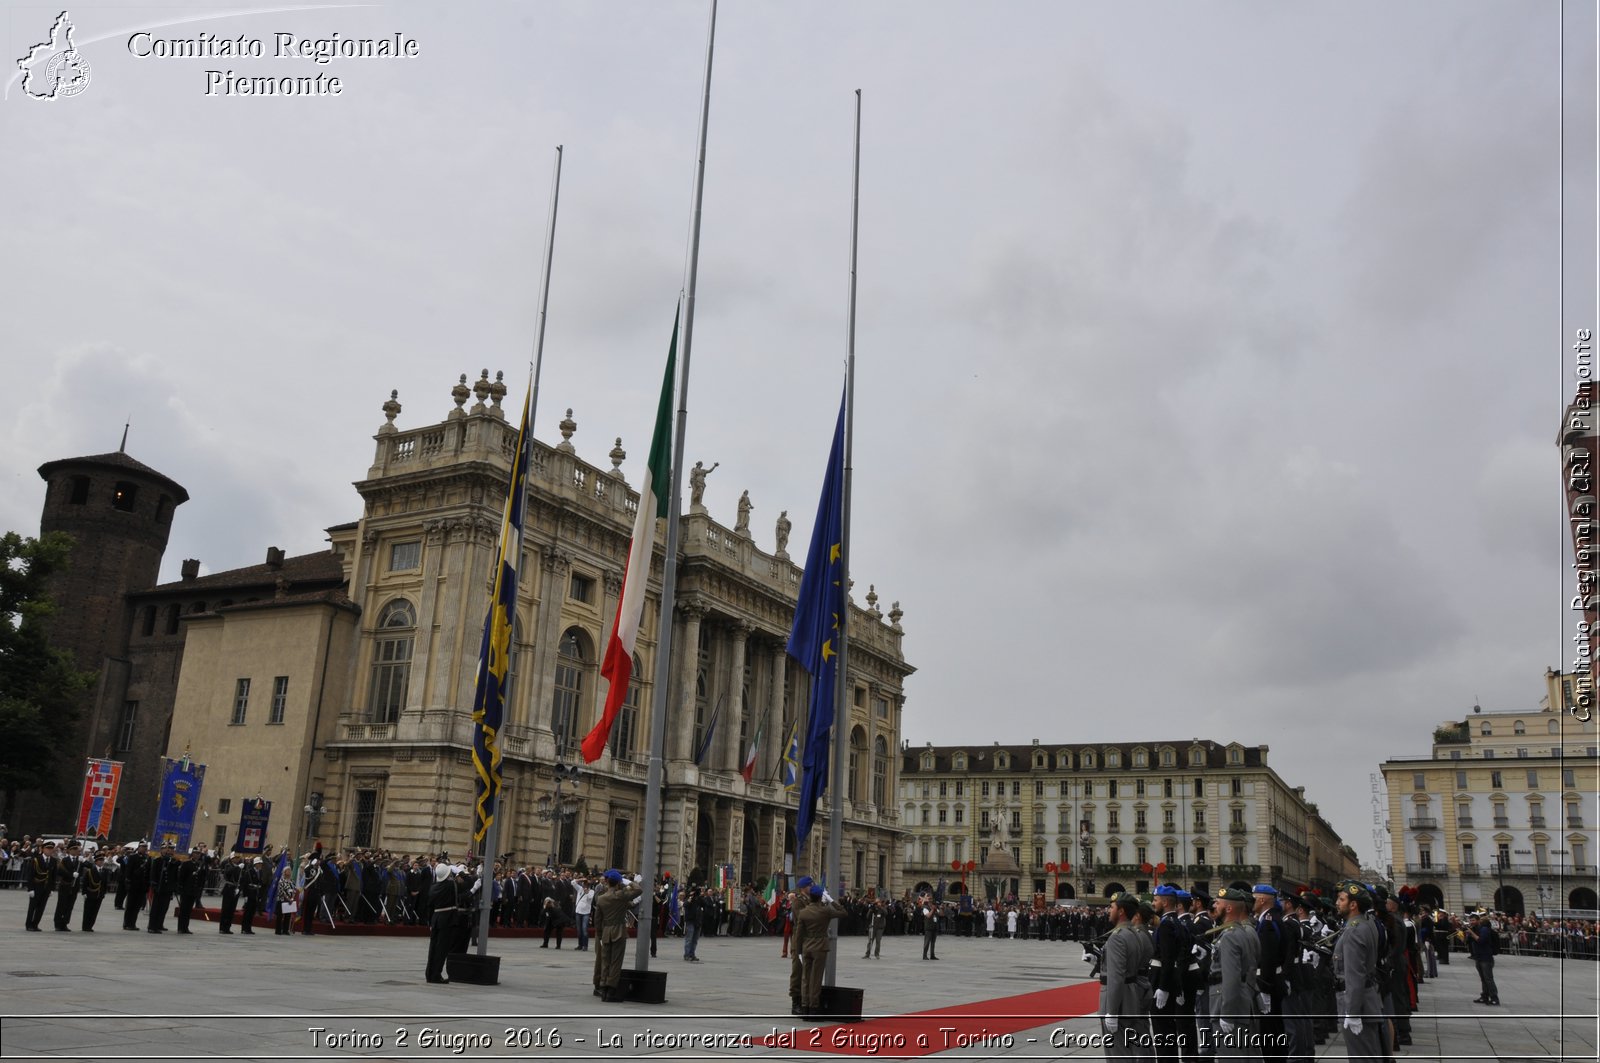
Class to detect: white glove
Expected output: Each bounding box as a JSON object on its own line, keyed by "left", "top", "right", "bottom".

{"left": 1154, "top": 989, "right": 1170, "bottom": 1009}
{"left": 1343, "top": 1017, "right": 1363, "bottom": 1035}
{"left": 632, "top": 874, "right": 643, "bottom": 885}
{"left": 1176, "top": 993, "right": 1185, "bottom": 1006}
{"left": 1257, "top": 991, "right": 1270, "bottom": 1014}
{"left": 1103, "top": 1017, "right": 1118, "bottom": 1034}
{"left": 822, "top": 890, "right": 834, "bottom": 904}
{"left": 1191, "top": 943, "right": 1206, "bottom": 959}
{"left": 1216, "top": 1019, "right": 1235, "bottom": 1035}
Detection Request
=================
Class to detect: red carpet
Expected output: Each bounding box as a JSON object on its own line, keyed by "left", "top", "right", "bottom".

{"left": 759, "top": 980, "right": 1101, "bottom": 1056}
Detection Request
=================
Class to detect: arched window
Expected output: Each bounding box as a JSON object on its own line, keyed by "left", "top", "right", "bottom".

{"left": 610, "top": 653, "right": 644, "bottom": 761}
{"left": 873, "top": 736, "right": 889, "bottom": 806}
{"left": 551, "top": 627, "right": 591, "bottom": 757}
{"left": 1514, "top": 720, "right": 1526, "bottom": 735}
{"left": 370, "top": 599, "right": 415, "bottom": 723}
{"left": 693, "top": 671, "right": 711, "bottom": 761}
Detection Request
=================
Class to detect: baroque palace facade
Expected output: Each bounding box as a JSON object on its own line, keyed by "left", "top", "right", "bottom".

{"left": 34, "top": 373, "right": 914, "bottom": 890}
{"left": 899, "top": 740, "right": 1358, "bottom": 903}
{"left": 1381, "top": 670, "right": 1598, "bottom": 916}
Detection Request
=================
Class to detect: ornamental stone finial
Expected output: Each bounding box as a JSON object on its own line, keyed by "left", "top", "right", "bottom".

{"left": 489, "top": 370, "right": 508, "bottom": 419}
{"left": 471, "top": 369, "right": 491, "bottom": 413}
{"left": 609, "top": 437, "right": 627, "bottom": 479}
{"left": 451, "top": 374, "right": 470, "bottom": 416}
{"left": 380, "top": 389, "right": 401, "bottom": 433}
{"left": 557, "top": 408, "right": 577, "bottom": 453}
{"left": 889, "top": 601, "right": 904, "bottom": 633}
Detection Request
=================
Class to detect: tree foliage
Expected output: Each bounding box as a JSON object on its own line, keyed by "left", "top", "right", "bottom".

{"left": 0, "top": 531, "right": 95, "bottom": 818}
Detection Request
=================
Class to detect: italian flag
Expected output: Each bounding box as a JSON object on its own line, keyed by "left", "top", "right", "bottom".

{"left": 739, "top": 717, "right": 763, "bottom": 783}
{"left": 579, "top": 313, "right": 677, "bottom": 763}
{"left": 764, "top": 875, "right": 781, "bottom": 920}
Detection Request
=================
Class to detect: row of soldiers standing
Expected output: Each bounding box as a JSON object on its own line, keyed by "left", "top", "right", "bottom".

{"left": 20, "top": 838, "right": 247, "bottom": 935}
{"left": 1096, "top": 882, "right": 1368, "bottom": 1062}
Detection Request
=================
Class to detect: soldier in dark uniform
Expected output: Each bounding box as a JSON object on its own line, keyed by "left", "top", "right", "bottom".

{"left": 593, "top": 870, "right": 644, "bottom": 1002}
{"left": 238, "top": 857, "right": 263, "bottom": 933}
{"left": 1187, "top": 888, "right": 1217, "bottom": 1055}
{"left": 219, "top": 852, "right": 243, "bottom": 933}
{"left": 1252, "top": 884, "right": 1289, "bottom": 1063}
{"left": 79, "top": 850, "right": 108, "bottom": 931}
{"left": 176, "top": 847, "right": 206, "bottom": 933}
{"left": 1150, "top": 884, "right": 1198, "bottom": 1061}
{"left": 1278, "top": 892, "right": 1317, "bottom": 1063}
{"left": 301, "top": 855, "right": 328, "bottom": 934}
{"left": 122, "top": 842, "right": 150, "bottom": 930}
{"left": 24, "top": 840, "right": 57, "bottom": 931}
{"left": 147, "top": 842, "right": 179, "bottom": 932}
{"left": 425, "top": 864, "right": 462, "bottom": 984}
{"left": 52, "top": 840, "right": 83, "bottom": 930}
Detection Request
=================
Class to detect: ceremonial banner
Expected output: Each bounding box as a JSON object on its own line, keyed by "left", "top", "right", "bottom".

{"left": 234, "top": 798, "right": 271, "bottom": 853}
{"left": 76, "top": 758, "right": 122, "bottom": 837}
{"left": 151, "top": 755, "right": 206, "bottom": 851}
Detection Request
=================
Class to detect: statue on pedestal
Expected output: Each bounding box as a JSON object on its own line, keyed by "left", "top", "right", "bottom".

{"left": 735, "top": 490, "right": 752, "bottom": 535}
{"left": 775, "top": 510, "right": 791, "bottom": 556}
{"left": 689, "top": 460, "right": 718, "bottom": 510}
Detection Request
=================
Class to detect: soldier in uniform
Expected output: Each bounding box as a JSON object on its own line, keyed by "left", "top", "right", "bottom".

{"left": 122, "top": 842, "right": 150, "bottom": 930}
{"left": 794, "top": 884, "right": 847, "bottom": 1018}
{"left": 175, "top": 847, "right": 206, "bottom": 933}
{"left": 1277, "top": 893, "right": 1316, "bottom": 1063}
{"left": 425, "top": 863, "right": 461, "bottom": 984}
{"left": 147, "top": 842, "right": 179, "bottom": 933}
{"left": 79, "top": 850, "right": 108, "bottom": 931}
{"left": 1210, "top": 887, "right": 1261, "bottom": 1059}
{"left": 218, "top": 852, "right": 243, "bottom": 932}
{"left": 1187, "top": 889, "right": 1217, "bottom": 1057}
{"left": 52, "top": 840, "right": 83, "bottom": 930}
{"left": 1331, "top": 882, "right": 1385, "bottom": 1060}
{"left": 593, "top": 870, "right": 643, "bottom": 1002}
{"left": 24, "top": 840, "right": 57, "bottom": 931}
{"left": 1250, "top": 885, "right": 1288, "bottom": 1063}
{"left": 1098, "top": 893, "right": 1154, "bottom": 1059}
{"left": 239, "top": 857, "right": 263, "bottom": 933}
{"left": 788, "top": 880, "right": 812, "bottom": 1014}
{"left": 1150, "top": 885, "right": 1198, "bottom": 1061}
{"left": 920, "top": 892, "right": 941, "bottom": 960}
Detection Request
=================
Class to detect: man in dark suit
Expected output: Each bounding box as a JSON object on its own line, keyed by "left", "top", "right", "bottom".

{"left": 52, "top": 840, "right": 83, "bottom": 930}
{"left": 24, "top": 840, "right": 57, "bottom": 931}
{"left": 219, "top": 852, "right": 243, "bottom": 933}
{"left": 122, "top": 842, "right": 151, "bottom": 930}
{"left": 238, "top": 857, "right": 263, "bottom": 934}
{"left": 79, "top": 850, "right": 109, "bottom": 931}
{"left": 176, "top": 847, "right": 207, "bottom": 933}
{"left": 147, "top": 843, "right": 180, "bottom": 932}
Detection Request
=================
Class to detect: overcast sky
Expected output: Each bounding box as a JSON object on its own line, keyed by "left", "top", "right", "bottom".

{"left": 3, "top": 0, "right": 1595, "bottom": 866}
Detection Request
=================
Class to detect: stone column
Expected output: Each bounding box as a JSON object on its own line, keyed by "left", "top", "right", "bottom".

{"left": 723, "top": 621, "right": 751, "bottom": 774}
{"left": 766, "top": 642, "right": 787, "bottom": 784}
{"left": 671, "top": 598, "right": 706, "bottom": 764}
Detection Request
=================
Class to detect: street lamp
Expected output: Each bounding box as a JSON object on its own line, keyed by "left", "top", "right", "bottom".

{"left": 535, "top": 762, "right": 584, "bottom": 867}
{"left": 303, "top": 791, "right": 329, "bottom": 841}
{"left": 1079, "top": 820, "right": 1095, "bottom": 897}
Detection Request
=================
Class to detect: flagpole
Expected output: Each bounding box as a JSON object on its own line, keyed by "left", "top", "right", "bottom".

{"left": 824, "top": 89, "right": 861, "bottom": 990}
{"left": 635, "top": 0, "right": 717, "bottom": 976}
{"left": 474, "top": 144, "right": 563, "bottom": 962}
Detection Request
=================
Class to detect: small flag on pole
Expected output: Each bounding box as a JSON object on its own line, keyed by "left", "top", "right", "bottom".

{"left": 780, "top": 723, "right": 800, "bottom": 789}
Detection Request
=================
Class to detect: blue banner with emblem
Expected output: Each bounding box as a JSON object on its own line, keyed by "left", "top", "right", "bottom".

{"left": 234, "top": 798, "right": 270, "bottom": 854}
{"left": 151, "top": 755, "right": 206, "bottom": 851}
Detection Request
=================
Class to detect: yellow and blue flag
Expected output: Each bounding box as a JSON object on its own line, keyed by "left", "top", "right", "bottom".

{"left": 472, "top": 386, "right": 534, "bottom": 847}
{"left": 786, "top": 391, "right": 846, "bottom": 845}
{"left": 780, "top": 723, "right": 800, "bottom": 789}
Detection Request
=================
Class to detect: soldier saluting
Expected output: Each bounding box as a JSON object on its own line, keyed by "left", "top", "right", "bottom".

{"left": 52, "top": 840, "right": 83, "bottom": 931}
{"left": 79, "top": 850, "right": 108, "bottom": 931}
{"left": 24, "top": 839, "right": 57, "bottom": 931}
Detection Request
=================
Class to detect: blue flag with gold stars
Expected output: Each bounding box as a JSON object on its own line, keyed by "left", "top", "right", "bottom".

{"left": 787, "top": 391, "right": 846, "bottom": 846}
{"left": 472, "top": 385, "right": 534, "bottom": 848}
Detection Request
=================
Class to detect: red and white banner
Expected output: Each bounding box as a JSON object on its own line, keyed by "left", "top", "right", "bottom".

{"left": 77, "top": 758, "right": 123, "bottom": 837}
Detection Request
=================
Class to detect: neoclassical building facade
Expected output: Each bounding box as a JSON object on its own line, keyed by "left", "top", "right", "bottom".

{"left": 164, "top": 374, "right": 913, "bottom": 889}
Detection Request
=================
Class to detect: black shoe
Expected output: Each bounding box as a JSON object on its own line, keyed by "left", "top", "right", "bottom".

{"left": 593, "top": 986, "right": 602, "bottom": 997}
{"left": 219, "top": 929, "right": 233, "bottom": 934}
{"left": 81, "top": 928, "right": 94, "bottom": 933}
{"left": 540, "top": 943, "right": 548, "bottom": 948}
{"left": 1488, "top": 1000, "right": 1500, "bottom": 1006}
{"left": 1473, "top": 997, "right": 1487, "bottom": 1004}
{"left": 54, "top": 926, "right": 70, "bottom": 931}
{"left": 25, "top": 926, "right": 40, "bottom": 932}
{"left": 177, "top": 929, "right": 193, "bottom": 935}
{"left": 241, "top": 930, "right": 254, "bottom": 935}
{"left": 930, "top": 954, "right": 938, "bottom": 960}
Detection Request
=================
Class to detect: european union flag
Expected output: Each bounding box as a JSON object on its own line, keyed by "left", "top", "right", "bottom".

{"left": 787, "top": 391, "right": 846, "bottom": 846}
{"left": 472, "top": 386, "right": 534, "bottom": 847}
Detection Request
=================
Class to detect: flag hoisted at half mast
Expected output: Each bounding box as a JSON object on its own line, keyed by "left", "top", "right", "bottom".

{"left": 471, "top": 385, "right": 534, "bottom": 846}
{"left": 581, "top": 311, "right": 677, "bottom": 762}
{"left": 787, "top": 390, "right": 847, "bottom": 845}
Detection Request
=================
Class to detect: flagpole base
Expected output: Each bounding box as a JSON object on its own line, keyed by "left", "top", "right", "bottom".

{"left": 619, "top": 968, "right": 668, "bottom": 1004}
{"left": 445, "top": 953, "right": 501, "bottom": 985}
{"left": 818, "top": 985, "right": 864, "bottom": 1023}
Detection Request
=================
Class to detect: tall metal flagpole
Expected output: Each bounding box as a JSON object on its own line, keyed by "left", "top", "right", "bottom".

{"left": 635, "top": 0, "right": 718, "bottom": 974}
{"left": 476, "top": 144, "right": 563, "bottom": 960}
{"left": 824, "top": 89, "right": 861, "bottom": 989}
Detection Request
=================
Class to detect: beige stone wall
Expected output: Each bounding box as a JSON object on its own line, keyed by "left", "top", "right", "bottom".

{"left": 165, "top": 600, "right": 356, "bottom": 852}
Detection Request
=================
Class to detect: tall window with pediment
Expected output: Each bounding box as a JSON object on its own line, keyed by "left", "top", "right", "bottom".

{"left": 551, "top": 628, "right": 591, "bottom": 757}
{"left": 610, "top": 653, "right": 644, "bottom": 761}
{"left": 848, "top": 727, "right": 866, "bottom": 802}
{"left": 369, "top": 599, "right": 415, "bottom": 723}
{"left": 873, "top": 736, "right": 888, "bottom": 806}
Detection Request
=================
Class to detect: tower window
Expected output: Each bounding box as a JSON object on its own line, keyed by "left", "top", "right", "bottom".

{"left": 68, "top": 476, "right": 90, "bottom": 505}
{"left": 155, "top": 495, "right": 172, "bottom": 524}
{"left": 112, "top": 481, "right": 138, "bottom": 511}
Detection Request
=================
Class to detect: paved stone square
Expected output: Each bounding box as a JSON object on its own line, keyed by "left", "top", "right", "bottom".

{"left": 0, "top": 891, "right": 1594, "bottom": 1061}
